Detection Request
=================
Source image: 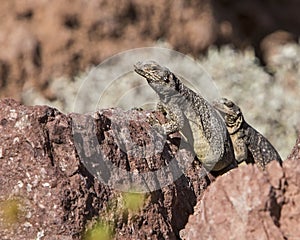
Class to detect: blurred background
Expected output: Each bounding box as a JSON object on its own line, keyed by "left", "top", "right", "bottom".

{"left": 0, "top": 0, "right": 300, "bottom": 159}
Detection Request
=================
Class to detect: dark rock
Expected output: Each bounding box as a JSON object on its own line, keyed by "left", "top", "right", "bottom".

{"left": 1, "top": 98, "right": 299, "bottom": 239}
{"left": 0, "top": 99, "right": 209, "bottom": 239}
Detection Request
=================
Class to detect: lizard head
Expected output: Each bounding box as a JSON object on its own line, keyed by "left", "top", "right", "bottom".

{"left": 134, "top": 61, "right": 180, "bottom": 97}
{"left": 212, "top": 98, "right": 244, "bottom": 134}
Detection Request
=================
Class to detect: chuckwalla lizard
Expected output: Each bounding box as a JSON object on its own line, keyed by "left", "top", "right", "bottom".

{"left": 134, "top": 61, "right": 237, "bottom": 172}
{"left": 213, "top": 98, "right": 282, "bottom": 170}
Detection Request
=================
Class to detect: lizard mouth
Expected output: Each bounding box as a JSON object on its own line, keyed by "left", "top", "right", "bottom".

{"left": 134, "top": 61, "right": 158, "bottom": 83}
{"left": 212, "top": 100, "right": 227, "bottom": 114}
{"left": 134, "top": 61, "right": 171, "bottom": 85}
{"left": 134, "top": 62, "right": 149, "bottom": 79}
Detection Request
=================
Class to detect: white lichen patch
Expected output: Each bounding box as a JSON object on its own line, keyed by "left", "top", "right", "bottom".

{"left": 9, "top": 109, "right": 18, "bottom": 120}
{"left": 15, "top": 115, "right": 31, "bottom": 130}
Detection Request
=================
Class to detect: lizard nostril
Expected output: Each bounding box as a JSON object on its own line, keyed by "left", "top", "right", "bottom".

{"left": 134, "top": 61, "right": 142, "bottom": 69}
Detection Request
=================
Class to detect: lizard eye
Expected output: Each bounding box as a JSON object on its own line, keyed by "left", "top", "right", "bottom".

{"left": 226, "top": 101, "right": 234, "bottom": 108}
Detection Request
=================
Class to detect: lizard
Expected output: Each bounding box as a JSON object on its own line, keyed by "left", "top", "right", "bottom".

{"left": 134, "top": 60, "right": 237, "bottom": 173}
{"left": 212, "top": 98, "right": 283, "bottom": 170}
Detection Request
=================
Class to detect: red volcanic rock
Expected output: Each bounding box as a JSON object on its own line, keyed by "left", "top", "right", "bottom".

{"left": 0, "top": 99, "right": 208, "bottom": 239}
{"left": 1, "top": 98, "right": 299, "bottom": 239}
{"left": 180, "top": 135, "right": 300, "bottom": 240}
{"left": 1, "top": 0, "right": 299, "bottom": 100}
{"left": 0, "top": 0, "right": 215, "bottom": 100}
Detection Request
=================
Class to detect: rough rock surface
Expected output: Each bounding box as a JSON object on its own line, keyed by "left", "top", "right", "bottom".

{"left": 1, "top": 98, "right": 300, "bottom": 239}
{"left": 0, "top": 99, "right": 210, "bottom": 239}
{"left": 180, "top": 135, "right": 300, "bottom": 240}
{"left": 281, "top": 136, "right": 300, "bottom": 238}
{"left": 0, "top": 98, "right": 97, "bottom": 239}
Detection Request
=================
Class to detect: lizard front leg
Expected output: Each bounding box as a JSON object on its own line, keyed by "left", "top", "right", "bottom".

{"left": 231, "top": 131, "right": 248, "bottom": 163}
{"left": 157, "top": 102, "right": 185, "bottom": 134}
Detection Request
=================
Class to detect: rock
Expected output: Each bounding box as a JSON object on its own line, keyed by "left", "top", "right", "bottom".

{"left": 0, "top": 99, "right": 209, "bottom": 239}
{"left": 286, "top": 132, "right": 300, "bottom": 162}
{"left": 180, "top": 134, "right": 300, "bottom": 240}
{"left": 0, "top": 0, "right": 216, "bottom": 100}
{"left": 212, "top": 0, "right": 300, "bottom": 58}
{"left": 0, "top": 99, "right": 80, "bottom": 239}
{"left": 260, "top": 30, "right": 297, "bottom": 69}
{"left": 1, "top": 98, "right": 300, "bottom": 239}
{"left": 2, "top": 0, "right": 299, "bottom": 101}
{"left": 280, "top": 136, "right": 300, "bottom": 238}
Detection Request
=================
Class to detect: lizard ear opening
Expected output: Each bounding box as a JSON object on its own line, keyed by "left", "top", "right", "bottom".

{"left": 164, "top": 75, "right": 170, "bottom": 83}
{"left": 163, "top": 70, "right": 172, "bottom": 83}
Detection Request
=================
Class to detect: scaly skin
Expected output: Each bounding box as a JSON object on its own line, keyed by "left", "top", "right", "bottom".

{"left": 213, "top": 98, "right": 282, "bottom": 170}
{"left": 134, "top": 61, "right": 237, "bottom": 172}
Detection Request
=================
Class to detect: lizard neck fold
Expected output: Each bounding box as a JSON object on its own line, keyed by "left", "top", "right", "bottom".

{"left": 173, "top": 75, "right": 201, "bottom": 102}
{"left": 173, "top": 74, "right": 183, "bottom": 93}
